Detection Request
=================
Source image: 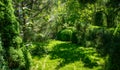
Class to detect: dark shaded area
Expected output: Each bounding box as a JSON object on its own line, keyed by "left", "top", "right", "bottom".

{"left": 78, "top": 0, "right": 97, "bottom": 4}
{"left": 87, "top": 27, "right": 120, "bottom": 70}
{"left": 30, "top": 41, "right": 49, "bottom": 58}
{"left": 94, "top": 11, "right": 104, "bottom": 26}
{"left": 106, "top": 0, "right": 120, "bottom": 8}
{"left": 100, "top": 33, "right": 120, "bottom": 70}
{"left": 49, "top": 43, "right": 99, "bottom": 69}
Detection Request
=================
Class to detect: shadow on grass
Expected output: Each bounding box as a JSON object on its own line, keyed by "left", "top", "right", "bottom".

{"left": 49, "top": 42, "right": 98, "bottom": 69}
{"left": 30, "top": 41, "right": 50, "bottom": 58}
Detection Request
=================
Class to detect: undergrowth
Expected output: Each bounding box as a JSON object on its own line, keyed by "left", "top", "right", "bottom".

{"left": 30, "top": 40, "right": 105, "bottom": 70}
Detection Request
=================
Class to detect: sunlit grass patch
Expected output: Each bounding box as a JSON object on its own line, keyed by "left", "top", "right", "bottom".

{"left": 31, "top": 55, "right": 63, "bottom": 70}
{"left": 31, "top": 40, "right": 105, "bottom": 70}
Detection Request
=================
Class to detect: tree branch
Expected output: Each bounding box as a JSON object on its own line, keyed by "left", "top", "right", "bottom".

{"left": 26, "top": 0, "right": 51, "bottom": 22}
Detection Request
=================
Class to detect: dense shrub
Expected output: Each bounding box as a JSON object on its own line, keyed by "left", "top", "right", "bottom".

{"left": 71, "top": 31, "right": 78, "bottom": 43}
{"left": 83, "top": 55, "right": 98, "bottom": 68}
{"left": 57, "top": 29, "right": 72, "bottom": 41}
{"left": 57, "top": 27, "right": 77, "bottom": 42}
{"left": 22, "top": 46, "right": 32, "bottom": 70}
{"left": 86, "top": 26, "right": 120, "bottom": 70}
{"left": 105, "top": 28, "right": 120, "bottom": 70}
{"left": 29, "top": 42, "right": 47, "bottom": 57}
{"left": 94, "top": 11, "right": 104, "bottom": 26}
{"left": 0, "top": 41, "right": 8, "bottom": 70}
{"left": 8, "top": 47, "right": 26, "bottom": 69}
{"left": 78, "top": 0, "right": 97, "bottom": 4}
{"left": 0, "top": 0, "right": 26, "bottom": 69}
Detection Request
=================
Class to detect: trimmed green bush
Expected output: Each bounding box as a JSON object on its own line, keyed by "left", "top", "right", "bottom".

{"left": 57, "top": 27, "right": 77, "bottom": 42}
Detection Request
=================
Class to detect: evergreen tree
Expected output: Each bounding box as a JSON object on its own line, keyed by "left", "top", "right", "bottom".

{"left": 0, "top": 0, "right": 25, "bottom": 69}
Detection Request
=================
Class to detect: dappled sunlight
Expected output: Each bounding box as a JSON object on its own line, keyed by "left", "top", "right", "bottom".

{"left": 49, "top": 42, "right": 104, "bottom": 69}
{"left": 1, "top": 0, "right": 119, "bottom": 70}
{"left": 31, "top": 40, "right": 104, "bottom": 70}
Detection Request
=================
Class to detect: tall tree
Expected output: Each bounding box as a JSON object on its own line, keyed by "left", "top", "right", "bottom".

{"left": 13, "top": 0, "right": 55, "bottom": 42}
{"left": 0, "top": 0, "right": 25, "bottom": 69}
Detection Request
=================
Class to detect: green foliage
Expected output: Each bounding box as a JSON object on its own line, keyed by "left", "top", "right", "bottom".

{"left": 78, "top": 0, "right": 97, "bottom": 4}
{"left": 30, "top": 42, "right": 47, "bottom": 57}
{"left": 94, "top": 11, "right": 104, "bottom": 26}
{"left": 57, "top": 27, "right": 77, "bottom": 42}
{"left": 106, "top": 0, "right": 120, "bottom": 8}
{"left": 58, "top": 29, "right": 72, "bottom": 41}
{"left": 0, "top": 41, "right": 8, "bottom": 70}
{"left": 85, "top": 26, "right": 120, "bottom": 70}
{"left": 0, "top": 0, "right": 20, "bottom": 48}
{"left": 8, "top": 47, "right": 25, "bottom": 69}
{"left": 0, "top": 0, "right": 25, "bottom": 69}
{"left": 35, "top": 33, "right": 45, "bottom": 42}
{"left": 0, "top": 1, "right": 5, "bottom": 21}
{"left": 10, "top": 0, "right": 120, "bottom": 70}
{"left": 31, "top": 40, "right": 104, "bottom": 70}
{"left": 71, "top": 31, "right": 78, "bottom": 43}
{"left": 23, "top": 26, "right": 35, "bottom": 42}
{"left": 0, "top": 1, "right": 4, "bottom": 7}
{"left": 13, "top": 36, "right": 22, "bottom": 44}
{"left": 22, "top": 46, "right": 32, "bottom": 70}
{"left": 105, "top": 28, "right": 120, "bottom": 70}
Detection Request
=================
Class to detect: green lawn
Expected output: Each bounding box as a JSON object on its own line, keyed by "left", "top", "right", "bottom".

{"left": 30, "top": 40, "right": 105, "bottom": 70}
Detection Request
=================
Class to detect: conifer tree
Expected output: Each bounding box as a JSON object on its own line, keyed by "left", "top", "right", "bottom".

{"left": 0, "top": 0, "right": 25, "bottom": 69}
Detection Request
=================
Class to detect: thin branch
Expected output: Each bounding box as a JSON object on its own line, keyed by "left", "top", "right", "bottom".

{"left": 26, "top": 1, "right": 51, "bottom": 22}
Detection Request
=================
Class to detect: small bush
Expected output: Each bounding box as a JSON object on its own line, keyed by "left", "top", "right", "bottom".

{"left": 83, "top": 55, "right": 98, "bottom": 68}
{"left": 57, "top": 27, "right": 77, "bottom": 42}
{"left": 8, "top": 47, "right": 26, "bottom": 69}
{"left": 58, "top": 29, "right": 72, "bottom": 41}
{"left": 30, "top": 43, "right": 47, "bottom": 57}
{"left": 22, "top": 46, "right": 32, "bottom": 70}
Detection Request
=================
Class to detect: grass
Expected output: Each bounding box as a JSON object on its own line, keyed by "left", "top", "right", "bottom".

{"left": 30, "top": 40, "right": 105, "bottom": 70}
